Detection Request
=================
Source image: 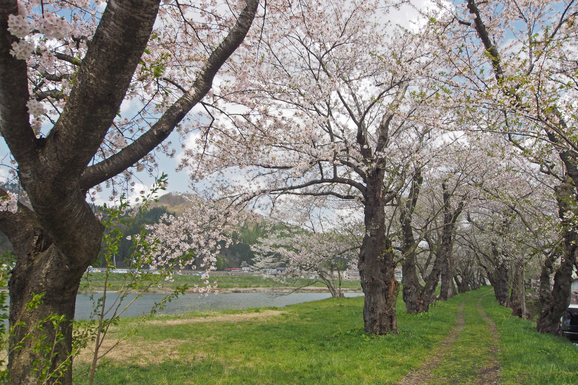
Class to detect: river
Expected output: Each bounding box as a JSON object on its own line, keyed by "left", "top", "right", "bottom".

{"left": 75, "top": 291, "right": 363, "bottom": 320}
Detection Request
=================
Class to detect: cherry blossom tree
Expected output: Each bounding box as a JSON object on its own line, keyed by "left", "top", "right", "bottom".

{"left": 457, "top": 149, "right": 561, "bottom": 317}
{"left": 398, "top": 137, "right": 478, "bottom": 313}
{"left": 421, "top": 0, "right": 578, "bottom": 334}
{"left": 252, "top": 226, "right": 361, "bottom": 297}
{"left": 0, "top": 0, "right": 259, "bottom": 383}
{"left": 182, "top": 0, "right": 444, "bottom": 334}
{"left": 143, "top": 193, "right": 245, "bottom": 292}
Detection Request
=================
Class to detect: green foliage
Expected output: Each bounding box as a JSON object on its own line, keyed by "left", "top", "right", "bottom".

{"left": 215, "top": 255, "right": 225, "bottom": 271}
{"left": 94, "top": 205, "right": 174, "bottom": 268}
{"left": 0, "top": 250, "right": 13, "bottom": 383}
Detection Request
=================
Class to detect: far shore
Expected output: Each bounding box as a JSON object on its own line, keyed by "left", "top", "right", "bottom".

{"left": 78, "top": 286, "right": 364, "bottom": 295}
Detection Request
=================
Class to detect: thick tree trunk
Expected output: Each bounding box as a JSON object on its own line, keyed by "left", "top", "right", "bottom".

{"left": 9, "top": 248, "right": 80, "bottom": 385}
{"left": 490, "top": 260, "right": 510, "bottom": 307}
{"left": 0, "top": 204, "right": 100, "bottom": 385}
{"left": 402, "top": 255, "right": 428, "bottom": 314}
{"left": 358, "top": 175, "right": 398, "bottom": 334}
{"left": 454, "top": 275, "right": 469, "bottom": 293}
{"left": 359, "top": 235, "right": 398, "bottom": 334}
{"left": 439, "top": 255, "right": 457, "bottom": 300}
{"left": 537, "top": 179, "right": 576, "bottom": 334}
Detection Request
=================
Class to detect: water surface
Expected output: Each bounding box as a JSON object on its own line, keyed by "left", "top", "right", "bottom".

{"left": 75, "top": 292, "right": 363, "bottom": 320}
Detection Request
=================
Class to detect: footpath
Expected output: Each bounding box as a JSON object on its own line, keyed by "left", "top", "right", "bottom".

{"left": 398, "top": 290, "right": 501, "bottom": 385}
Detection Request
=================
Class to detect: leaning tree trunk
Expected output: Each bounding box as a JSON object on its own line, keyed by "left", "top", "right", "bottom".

{"left": 319, "top": 271, "right": 343, "bottom": 298}
{"left": 358, "top": 175, "right": 398, "bottom": 335}
{"left": 537, "top": 178, "right": 576, "bottom": 334}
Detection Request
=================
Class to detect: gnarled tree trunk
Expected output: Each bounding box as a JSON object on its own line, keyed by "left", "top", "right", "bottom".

{"left": 537, "top": 177, "right": 576, "bottom": 334}
{"left": 358, "top": 174, "right": 398, "bottom": 334}
{"left": 509, "top": 260, "right": 527, "bottom": 318}
{"left": 489, "top": 259, "right": 510, "bottom": 307}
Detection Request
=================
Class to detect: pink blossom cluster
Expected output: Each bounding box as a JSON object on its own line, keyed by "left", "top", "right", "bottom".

{"left": 142, "top": 194, "right": 246, "bottom": 294}
{"left": 37, "top": 13, "right": 70, "bottom": 39}
{"left": 0, "top": 192, "right": 18, "bottom": 214}
{"left": 252, "top": 227, "right": 360, "bottom": 280}
{"left": 26, "top": 99, "right": 45, "bottom": 117}
{"left": 7, "top": 2, "right": 73, "bottom": 60}
{"left": 7, "top": 13, "right": 29, "bottom": 38}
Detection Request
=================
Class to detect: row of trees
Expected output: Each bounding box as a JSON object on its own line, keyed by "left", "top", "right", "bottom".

{"left": 186, "top": 0, "right": 577, "bottom": 335}
{"left": 0, "top": 0, "right": 576, "bottom": 383}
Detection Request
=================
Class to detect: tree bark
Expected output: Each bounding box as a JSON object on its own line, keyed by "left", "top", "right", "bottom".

{"left": 358, "top": 175, "right": 398, "bottom": 334}
{"left": 537, "top": 178, "right": 576, "bottom": 334}
{"left": 0, "top": 202, "right": 92, "bottom": 385}
{"left": 437, "top": 184, "right": 463, "bottom": 301}
{"left": 489, "top": 259, "right": 510, "bottom": 307}
{"left": 400, "top": 170, "right": 429, "bottom": 314}
{"left": 509, "top": 260, "right": 525, "bottom": 318}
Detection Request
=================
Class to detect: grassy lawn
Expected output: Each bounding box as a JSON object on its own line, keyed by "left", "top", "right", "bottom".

{"left": 73, "top": 287, "right": 578, "bottom": 384}
{"left": 481, "top": 292, "right": 578, "bottom": 384}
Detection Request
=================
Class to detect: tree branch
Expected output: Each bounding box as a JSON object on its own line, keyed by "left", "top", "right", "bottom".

{"left": 79, "top": 0, "right": 260, "bottom": 191}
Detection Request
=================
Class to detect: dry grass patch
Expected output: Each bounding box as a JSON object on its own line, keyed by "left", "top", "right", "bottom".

{"left": 147, "top": 309, "right": 288, "bottom": 326}
{"left": 74, "top": 310, "right": 287, "bottom": 369}
{"left": 76, "top": 338, "right": 187, "bottom": 367}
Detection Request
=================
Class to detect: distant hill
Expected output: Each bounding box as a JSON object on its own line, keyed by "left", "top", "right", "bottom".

{"left": 148, "top": 192, "right": 194, "bottom": 215}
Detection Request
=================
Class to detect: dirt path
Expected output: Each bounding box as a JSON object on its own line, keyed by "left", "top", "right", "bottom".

{"left": 397, "top": 293, "right": 501, "bottom": 385}
{"left": 397, "top": 298, "right": 469, "bottom": 385}
{"left": 475, "top": 294, "right": 501, "bottom": 385}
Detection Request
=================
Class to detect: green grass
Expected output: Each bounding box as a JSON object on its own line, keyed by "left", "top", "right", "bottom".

{"left": 481, "top": 292, "right": 578, "bottom": 384}
{"left": 429, "top": 289, "right": 498, "bottom": 384}
{"left": 72, "top": 287, "right": 578, "bottom": 384}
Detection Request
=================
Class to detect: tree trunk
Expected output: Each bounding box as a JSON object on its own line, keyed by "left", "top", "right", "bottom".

{"left": 0, "top": 203, "right": 100, "bottom": 385}
{"left": 537, "top": 178, "right": 576, "bottom": 334}
{"left": 319, "top": 272, "right": 343, "bottom": 298}
{"left": 437, "top": 184, "right": 463, "bottom": 301}
{"left": 9, "top": 248, "right": 80, "bottom": 385}
{"left": 490, "top": 260, "right": 510, "bottom": 307}
{"left": 454, "top": 275, "right": 469, "bottom": 293}
{"left": 359, "top": 236, "right": 398, "bottom": 334}
{"left": 402, "top": 255, "right": 428, "bottom": 314}
{"left": 400, "top": 170, "right": 428, "bottom": 314}
{"left": 510, "top": 260, "right": 524, "bottom": 318}
{"left": 358, "top": 175, "right": 398, "bottom": 334}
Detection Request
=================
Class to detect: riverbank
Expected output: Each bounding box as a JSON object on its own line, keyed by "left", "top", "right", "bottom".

{"left": 78, "top": 271, "right": 363, "bottom": 295}
{"left": 78, "top": 286, "right": 363, "bottom": 295}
